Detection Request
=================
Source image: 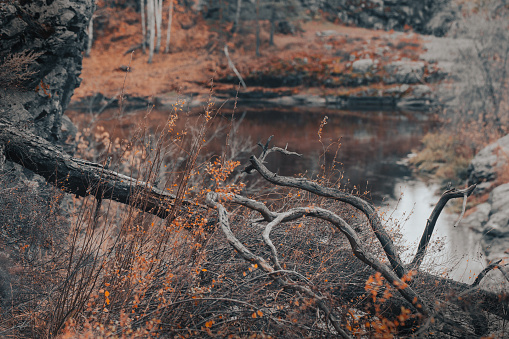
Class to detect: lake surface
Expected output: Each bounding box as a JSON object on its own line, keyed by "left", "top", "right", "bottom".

{"left": 69, "top": 104, "right": 486, "bottom": 282}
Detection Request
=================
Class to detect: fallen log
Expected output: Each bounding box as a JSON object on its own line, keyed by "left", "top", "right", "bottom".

{"left": 0, "top": 119, "right": 202, "bottom": 218}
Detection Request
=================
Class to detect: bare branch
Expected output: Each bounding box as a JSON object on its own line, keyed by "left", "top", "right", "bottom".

{"left": 247, "top": 152, "right": 407, "bottom": 278}
{"left": 224, "top": 45, "right": 247, "bottom": 89}
{"left": 411, "top": 185, "right": 476, "bottom": 269}
{"left": 453, "top": 192, "right": 469, "bottom": 227}
{"left": 472, "top": 260, "right": 503, "bottom": 287}
{"left": 206, "top": 192, "right": 353, "bottom": 338}
{"left": 212, "top": 193, "right": 430, "bottom": 316}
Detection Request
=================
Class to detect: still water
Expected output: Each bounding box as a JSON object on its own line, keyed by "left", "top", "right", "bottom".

{"left": 70, "top": 105, "right": 486, "bottom": 282}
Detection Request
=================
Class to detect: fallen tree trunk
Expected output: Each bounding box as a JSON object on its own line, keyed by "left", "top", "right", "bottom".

{"left": 0, "top": 119, "right": 201, "bottom": 218}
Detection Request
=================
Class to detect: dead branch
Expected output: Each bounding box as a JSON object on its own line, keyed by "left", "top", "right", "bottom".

{"left": 410, "top": 185, "right": 477, "bottom": 269}
{"left": 472, "top": 259, "right": 503, "bottom": 287}
{"left": 224, "top": 45, "right": 247, "bottom": 89}
{"left": 212, "top": 193, "right": 430, "bottom": 316}
{"left": 206, "top": 192, "right": 353, "bottom": 339}
{"left": 247, "top": 151, "right": 407, "bottom": 278}
{"left": 0, "top": 119, "right": 202, "bottom": 219}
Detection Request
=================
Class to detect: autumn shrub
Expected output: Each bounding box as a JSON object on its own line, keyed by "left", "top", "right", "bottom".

{"left": 0, "top": 166, "right": 71, "bottom": 337}
{"left": 0, "top": 100, "right": 405, "bottom": 338}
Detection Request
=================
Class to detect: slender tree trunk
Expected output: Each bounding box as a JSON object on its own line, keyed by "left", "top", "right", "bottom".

{"left": 232, "top": 0, "right": 242, "bottom": 33}
{"left": 147, "top": 0, "right": 155, "bottom": 63}
{"left": 269, "top": 4, "right": 276, "bottom": 46}
{"left": 85, "top": 14, "right": 94, "bottom": 57}
{"left": 164, "top": 0, "right": 174, "bottom": 53}
{"left": 140, "top": 0, "right": 147, "bottom": 53}
{"left": 155, "top": 0, "right": 163, "bottom": 53}
{"left": 255, "top": 0, "right": 260, "bottom": 57}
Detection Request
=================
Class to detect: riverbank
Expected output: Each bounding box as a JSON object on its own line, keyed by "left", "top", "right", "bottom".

{"left": 462, "top": 135, "right": 509, "bottom": 286}
{"left": 71, "top": 12, "right": 446, "bottom": 113}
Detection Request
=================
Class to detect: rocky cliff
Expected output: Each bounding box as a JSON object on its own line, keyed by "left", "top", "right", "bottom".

{"left": 0, "top": 0, "right": 95, "bottom": 308}
{"left": 197, "top": 0, "right": 457, "bottom": 37}
{"left": 0, "top": 0, "right": 95, "bottom": 150}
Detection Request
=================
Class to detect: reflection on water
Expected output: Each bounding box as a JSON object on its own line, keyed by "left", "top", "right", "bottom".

{"left": 385, "top": 180, "right": 485, "bottom": 283}
{"left": 68, "top": 105, "right": 485, "bottom": 282}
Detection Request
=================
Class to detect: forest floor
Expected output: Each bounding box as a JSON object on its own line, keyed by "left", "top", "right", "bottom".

{"left": 72, "top": 7, "right": 435, "bottom": 109}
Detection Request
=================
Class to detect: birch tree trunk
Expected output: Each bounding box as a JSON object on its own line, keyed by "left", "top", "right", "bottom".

{"left": 255, "top": 0, "right": 260, "bottom": 57}
{"left": 154, "top": 0, "right": 163, "bottom": 53}
{"left": 164, "top": 0, "right": 174, "bottom": 53}
{"left": 147, "top": 0, "right": 155, "bottom": 63}
{"left": 140, "top": 0, "right": 147, "bottom": 53}
{"left": 232, "top": 0, "right": 242, "bottom": 33}
{"left": 269, "top": 4, "right": 276, "bottom": 46}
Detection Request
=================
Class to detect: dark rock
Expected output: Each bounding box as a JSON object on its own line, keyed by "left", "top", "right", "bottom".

{"left": 197, "top": 0, "right": 457, "bottom": 37}
{"left": 334, "top": 0, "right": 457, "bottom": 37}
{"left": 0, "top": 2, "right": 94, "bottom": 309}
{"left": 277, "top": 21, "right": 296, "bottom": 35}
{"left": 0, "top": 0, "right": 95, "bottom": 145}
{"left": 116, "top": 65, "right": 133, "bottom": 72}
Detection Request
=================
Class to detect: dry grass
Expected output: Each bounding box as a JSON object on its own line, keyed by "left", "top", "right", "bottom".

{"left": 0, "top": 50, "right": 42, "bottom": 90}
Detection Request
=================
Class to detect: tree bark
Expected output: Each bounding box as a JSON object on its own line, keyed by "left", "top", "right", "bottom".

{"left": 155, "top": 0, "right": 163, "bottom": 53}
{"left": 147, "top": 0, "right": 156, "bottom": 63}
{"left": 164, "top": 0, "right": 174, "bottom": 53}
{"left": 0, "top": 120, "right": 201, "bottom": 219}
{"left": 141, "top": 0, "right": 147, "bottom": 53}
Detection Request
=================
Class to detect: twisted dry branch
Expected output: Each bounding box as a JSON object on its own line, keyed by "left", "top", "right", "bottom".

{"left": 208, "top": 192, "right": 430, "bottom": 317}
{"left": 205, "top": 192, "right": 353, "bottom": 339}
{"left": 410, "top": 184, "right": 477, "bottom": 269}
{"left": 247, "top": 152, "right": 407, "bottom": 278}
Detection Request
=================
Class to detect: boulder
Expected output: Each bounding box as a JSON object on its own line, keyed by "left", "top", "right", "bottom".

{"left": 468, "top": 183, "right": 509, "bottom": 263}
{"left": 484, "top": 184, "right": 509, "bottom": 233}
{"left": 352, "top": 58, "right": 374, "bottom": 74}
{"left": 462, "top": 202, "right": 491, "bottom": 231}
{"left": 467, "top": 134, "right": 509, "bottom": 191}
{"left": 384, "top": 61, "right": 425, "bottom": 84}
